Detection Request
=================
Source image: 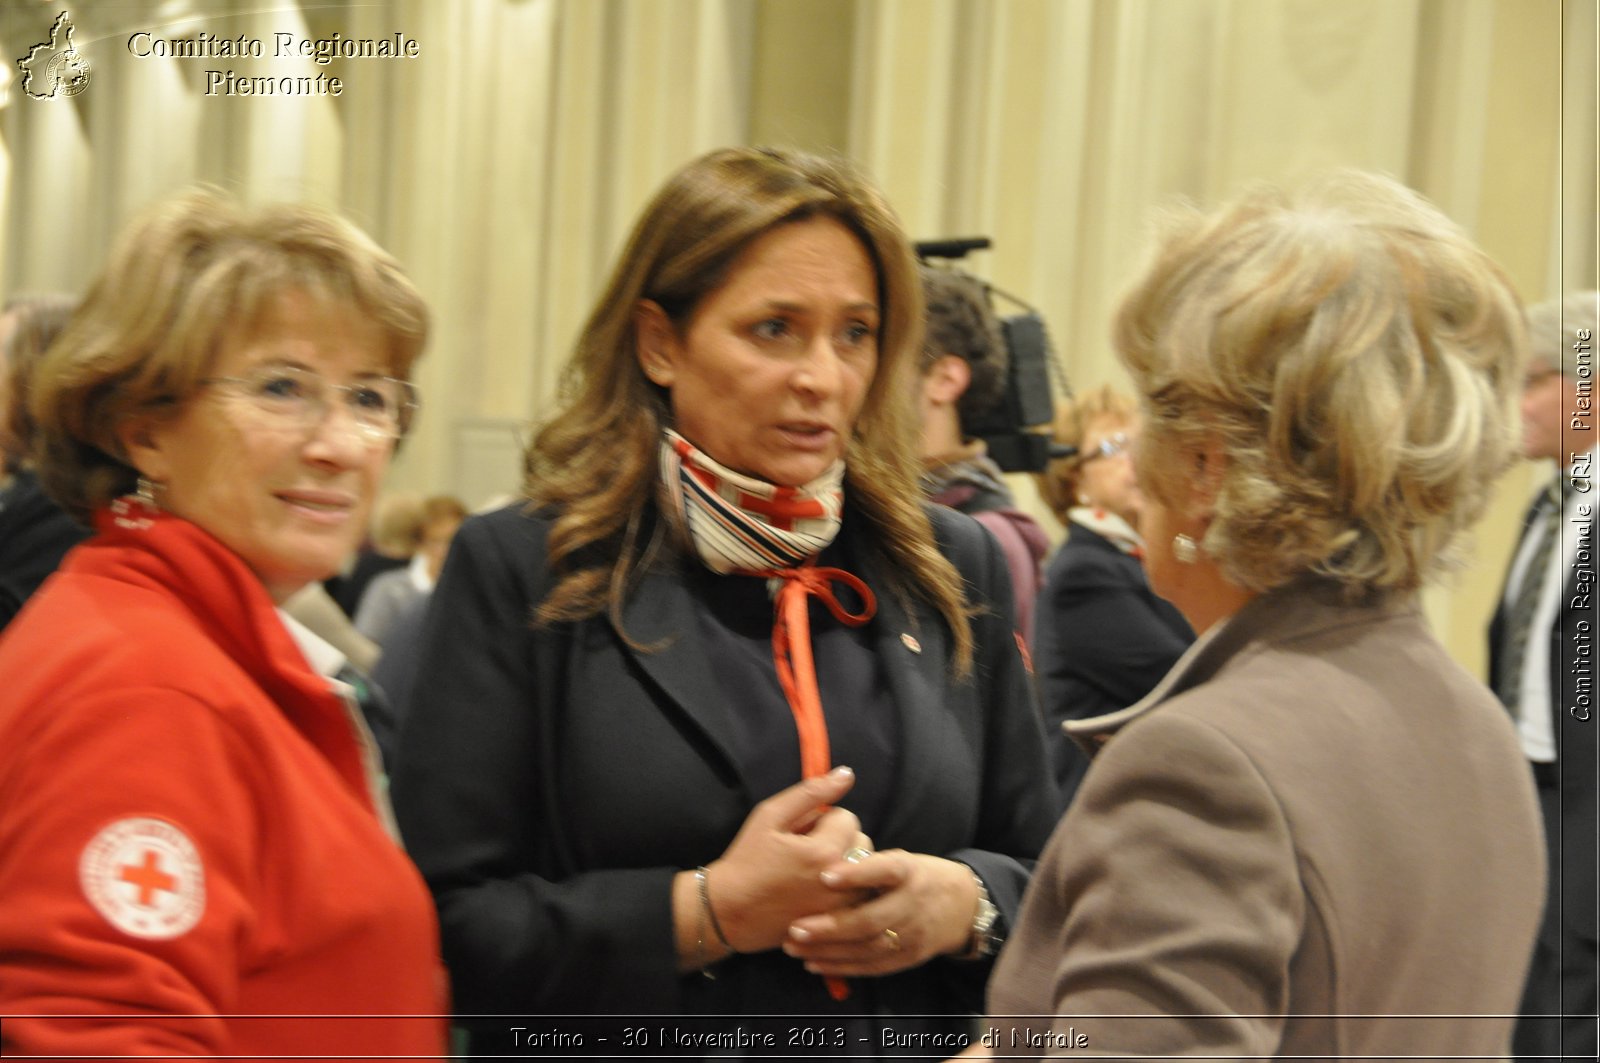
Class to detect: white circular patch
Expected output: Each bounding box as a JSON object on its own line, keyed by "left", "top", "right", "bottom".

{"left": 78, "top": 817, "right": 206, "bottom": 940}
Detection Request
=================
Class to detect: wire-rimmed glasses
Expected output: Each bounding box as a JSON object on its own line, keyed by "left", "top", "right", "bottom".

{"left": 201, "top": 364, "right": 419, "bottom": 444}
{"left": 1081, "top": 431, "right": 1131, "bottom": 463}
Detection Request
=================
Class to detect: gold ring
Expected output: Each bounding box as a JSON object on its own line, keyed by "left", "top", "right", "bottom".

{"left": 883, "top": 928, "right": 902, "bottom": 951}
{"left": 842, "top": 846, "right": 872, "bottom": 864}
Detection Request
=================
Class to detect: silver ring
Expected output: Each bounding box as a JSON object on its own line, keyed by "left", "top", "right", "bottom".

{"left": 842, "top": 846, "right": 872, "bottom": 864}
{"left": 883, "top": 928, "right": 902, "bottom": 951}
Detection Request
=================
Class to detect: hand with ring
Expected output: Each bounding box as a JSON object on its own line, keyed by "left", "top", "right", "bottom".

{"left": 691, "top": 768, "right": 873, "bottom": 956}
{"left": 780, "top": 851, "right": 981, "bottom": 977}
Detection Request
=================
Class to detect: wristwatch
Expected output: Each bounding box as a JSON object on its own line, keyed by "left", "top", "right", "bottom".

{"left": 960, "top": 868, "right": 1001, "bottom": 960}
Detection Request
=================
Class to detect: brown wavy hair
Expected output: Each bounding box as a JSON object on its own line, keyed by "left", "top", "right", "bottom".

{"left": 524, "top": 146, "right": 975, "bottom": 672}
{"left": 2, "top": 293, "right": 78, "bottom": 473}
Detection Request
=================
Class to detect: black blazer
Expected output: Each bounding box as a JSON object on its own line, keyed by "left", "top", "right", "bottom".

{"left": 391, "top": 502, "right": 1057, "bottom": 1050}
{"left": 0, "top": 470, "right": 92, "bottom": 634}
{"left": 1032, "top": 522, "right": 1193, "bottom": 806}
{"left": 1488, "top": 501, "right": 1597, "bottom": 948}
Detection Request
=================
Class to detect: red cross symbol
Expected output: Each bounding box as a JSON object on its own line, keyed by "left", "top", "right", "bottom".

{"left": 118, "top": 849, "right": 177, "bottom": 907}
{"left": 737, "top": 489, "right": 826, "bottom": 531}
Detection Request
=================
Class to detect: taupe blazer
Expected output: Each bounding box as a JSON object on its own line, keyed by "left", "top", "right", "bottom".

{"left": 986, "top": 582, "right": 1545, "bottom": 1059}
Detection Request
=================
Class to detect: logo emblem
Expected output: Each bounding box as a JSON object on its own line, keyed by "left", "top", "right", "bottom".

{"left": 79, "top": 817, "right": 206, "bottom": 940}
{"left": 16, "top": 10, "right": 92, "bottom": 101}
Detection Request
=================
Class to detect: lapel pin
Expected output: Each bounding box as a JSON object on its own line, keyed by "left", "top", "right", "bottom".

{"left": 900, "top": 633, "right": 921, "bottom": 654}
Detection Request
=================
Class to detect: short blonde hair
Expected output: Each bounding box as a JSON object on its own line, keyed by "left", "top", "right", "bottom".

{"left": 31, "top": 188, "right": 427, "bottom": 521}
{"left": 370, "top": 492, "right": 426, "bottom": 555}
{"left": 1114, "top": 170, "right": 1525, "bottom": 596}
{"left": 420, "top": 494, "right": 468, "bottom": 540}
{"left": 1034, "top": 385, "right": 1139, "bottom": 524}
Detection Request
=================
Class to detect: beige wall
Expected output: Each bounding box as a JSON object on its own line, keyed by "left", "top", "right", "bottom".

{"left": 2, "top": 0, "right": 1593, "bottom": 674}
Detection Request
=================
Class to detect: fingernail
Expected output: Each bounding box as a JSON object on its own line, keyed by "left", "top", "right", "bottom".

{"left": 820, "top": 870, "right": 841, "bottom": 886}
{"left": 831, "top": 765, "right": 854, "bottom": 780}
{"left": 789, "top": 925, "right": 811, "bottom": 942}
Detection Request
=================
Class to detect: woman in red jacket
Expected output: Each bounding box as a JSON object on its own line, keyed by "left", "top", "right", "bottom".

{"left": 0, "top": 189, "right": 447, "bottom": 1058}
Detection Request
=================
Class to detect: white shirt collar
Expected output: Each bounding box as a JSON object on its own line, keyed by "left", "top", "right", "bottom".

{"left": 407, "top": 552, "right": 434, "bottom": 593}
{"left": 276, "top": 607, "right": 349, "bottom": 680}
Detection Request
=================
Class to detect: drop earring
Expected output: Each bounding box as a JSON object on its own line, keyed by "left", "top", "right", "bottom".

{"left": 111, "top": 477, "right": 161, "bottom": 531}
{"left": 1172, "top": 532, "right": 1200, "bottom": 564}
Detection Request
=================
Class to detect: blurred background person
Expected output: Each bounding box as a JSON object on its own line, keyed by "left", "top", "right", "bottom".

{"left": 1492, "top": 291, "right": 1598, "bottom": 1062}
{"left": 982, "top": 171, "right": 1544, "bottom": 1058}
{"left": 0, "top": 293, "right": 91, "bottom": 632}
{"left": 327, "top": 490, "right": 424, "bottom": 616}
{"left": 1031, "top": 385, "right": 1192, "bottom": 807}
{"left": 354, "top": 492, "right": 466, "bottom": 646}
{"left": 0, "top": 189, "right": 445, "bottom": 1056}
{"left": 392, "top": 146, "right": 1056, "bottom": 1053}
{"left": 915, "top": 263, "right": 1048, "bottom": 647}
{"left": 371, "top": 493, "right": 508, "bottom": 734}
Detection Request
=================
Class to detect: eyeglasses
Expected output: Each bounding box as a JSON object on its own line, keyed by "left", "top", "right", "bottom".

{"left": 1081, "top": 431, "right": 1131, "bottom": 463}
{"left": 201, "top": 364, "right": 419, "bottom": 443}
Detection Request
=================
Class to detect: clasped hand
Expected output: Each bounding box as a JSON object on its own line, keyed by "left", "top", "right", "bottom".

{"left": 705, "top": 766, "right": 979, "bottom": 978}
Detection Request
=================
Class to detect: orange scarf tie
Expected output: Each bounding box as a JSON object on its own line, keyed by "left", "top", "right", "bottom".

{"left": 744, "top": 561, "right": 876, "bottom": 999}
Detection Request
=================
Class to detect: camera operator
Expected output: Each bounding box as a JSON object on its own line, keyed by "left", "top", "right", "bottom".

{"left": 914, "top": 264, "right": 1048, "bottom": 649}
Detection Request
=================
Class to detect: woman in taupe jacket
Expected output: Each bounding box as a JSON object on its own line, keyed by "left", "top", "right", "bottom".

{"left": 977, "top": 171, "right": 1545, "bottom": 1059}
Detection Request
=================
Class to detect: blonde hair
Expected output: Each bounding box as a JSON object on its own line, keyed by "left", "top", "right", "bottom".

{"left": 30, "top": 188, "right": 427, "bottom": 522}
{"left": 420, "top": 494, "right": 468, "bottom": 539}
{"left": 525, "top": 146, "right": 975, "bottom": 671}
{"left": 370, "top": 492, "right": 426, "bottom": 555}
{"left": 1114, "top": 169, "right": 1525, "bottom": 597}
{"left": 1034, "top": 385, "right": 1139, "bottom": 524}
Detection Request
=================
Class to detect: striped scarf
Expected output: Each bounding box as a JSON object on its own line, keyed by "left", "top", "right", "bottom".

{"left": 660, "top": 428, "right": 868, "bottom": 1002}
{"left": 659, "top": 429, "right": 845, "bottom": 574}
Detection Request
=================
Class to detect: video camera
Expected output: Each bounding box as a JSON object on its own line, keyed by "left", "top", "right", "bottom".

{"left": 914, "top": 237, "right": 1064, "bottom": 472}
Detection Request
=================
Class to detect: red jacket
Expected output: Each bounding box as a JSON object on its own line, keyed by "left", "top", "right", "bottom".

{"left": 0, "top": 512, "right": 447, "bottom": 1059}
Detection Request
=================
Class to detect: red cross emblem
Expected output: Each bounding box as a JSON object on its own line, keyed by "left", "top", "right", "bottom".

{"left": 80, "top": 817, "right": 206, "bottom": 940}
{"left": 118, "top": 849, "right": 178, "bottom": 907}
{"left": 737, "top": 489, "right": 826, "bottom": 531}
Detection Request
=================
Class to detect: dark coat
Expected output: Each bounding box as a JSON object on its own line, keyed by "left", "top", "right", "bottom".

{"left": 1032, "top": 522, "right": 1192, "bottom": 806}
{"left": 0, "top": 469, "right": 91, "bottom": 633}
{"left": 1489, "top": 495, "right": 1597, "bottom": 1058}
{"left": 391, "top": 501, "right": 1058, "bottom": 1055}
